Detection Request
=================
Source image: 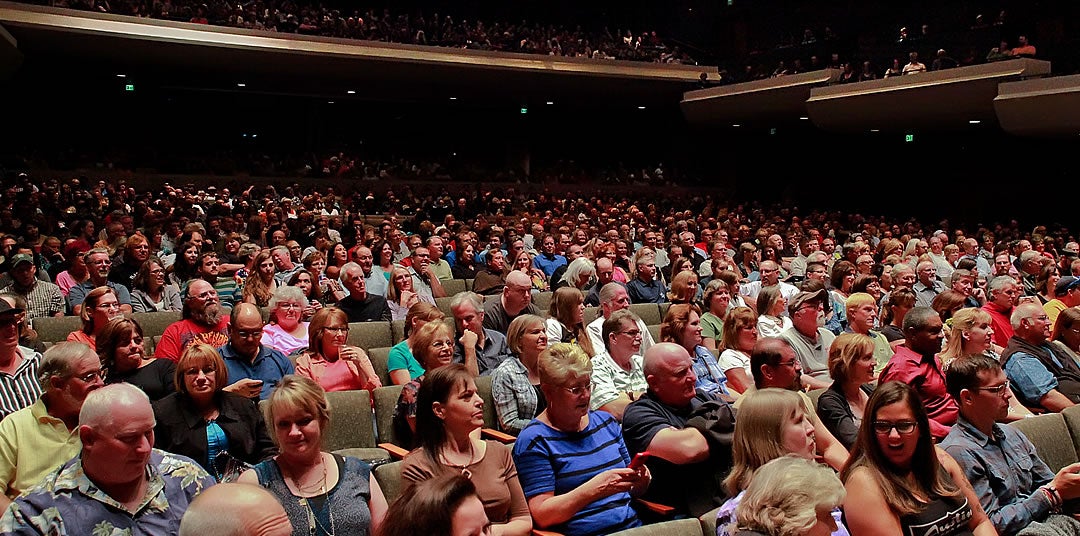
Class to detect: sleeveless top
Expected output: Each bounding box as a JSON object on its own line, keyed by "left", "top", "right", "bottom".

{"left": 253, "top": 454, "right": 374, "bottom": 536}
{"left": 899, "top": 494, "right": 973, "bottom": 536}
{"left": 205, "top": 421, "right": 228, "bottom": 480}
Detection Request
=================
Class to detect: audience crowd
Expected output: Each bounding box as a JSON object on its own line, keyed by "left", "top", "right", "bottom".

{"left": 0, "top": 169, "right": 1078, "bottom": 535}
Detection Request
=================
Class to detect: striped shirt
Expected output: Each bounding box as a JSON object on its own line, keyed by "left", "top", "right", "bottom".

{"left": 513, "top": 411, "right": 640, "bottom": 536}
{"left": 0, "top": 348, "right": 43, "bottom": 421}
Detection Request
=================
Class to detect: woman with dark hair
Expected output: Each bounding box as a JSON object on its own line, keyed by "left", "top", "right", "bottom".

{"left": 852, "top": 274, "right": 884, "bottom": 304}
{"left": 166, "top": 240, "right": 201, "bottom": 288}
{"left": 880, "top": 287, "right": 917, "bottom": 344}
{"left": 373, "top": 239, "right": 396, "bottom": 283}
{"left": 755, "top": 285, "right": 791, "bottom": 338}
{"left": 1051, "top": 307, "right": 1080, "bottom": 366}
{"left": 381, "top": 474, "right": 488, "bottom": 536}
{"left": 840, "top": 382, "right": 993, "bottom": 535}
{"left": 401, "top": 365, "right": 532, "bottom": 536}
{"left": 700, "top": 279, "right": 733, "bottom": 354}
{"left": 829, "top": 260, "right": 857, "bottom": 333}
{"left": 931, "top": 290, "right": 967, "bottom": 324}
{"left": 131, "top": 257, "right": 183, "bottom": 313}
{"left": 100, "top": 317, "right": 175, "bottom": 401}
{"left": 287, "top": 269, "right": 324, "bottom": 320}
{"left": 392, "top": 322, "right": 456, "bottom": 449}
{"left": 1036, "top": 264, "right": 1062, "bottom": 305}
{"left": 242, "top": 249, "right": 278, "bottom": 307}
{"left": 328, "top": 242, "right": 349, "bottom": 270}
{"left": 451, "top": 240, "right": 479, "bottom": 280}
{"left": 66, "top": 286, "right": 124, "bottom": 351}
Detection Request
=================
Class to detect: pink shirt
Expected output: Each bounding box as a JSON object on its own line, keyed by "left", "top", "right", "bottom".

{"left": 295, "top": 352, "right": 381, "bottom": 392}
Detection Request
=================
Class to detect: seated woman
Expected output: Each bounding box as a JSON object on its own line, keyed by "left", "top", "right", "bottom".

{"left": 295, "top": 307, "right": 381, "bottom": 393}
{"left": 153, "top": 343, "right": 277, "bottom": 480}
{"left": 512, "top": 343, "right": 649, "bottom": 536}
{"left": 451, "top": 241, "right": 479, "bottom": 281}
{"left": 260, "top": 286, "right": 310, "bottom": 357}
{"left": 661, "top": 303, "right": 730, "bottom": 397}
{"left": 544, "top": 287, "right": 595, "bottom": 356}
{"left": 939, "top": 307, "right": 1031, "bottom": 420}
{"left": 66, "top": 286, "right": 124, "bottom": 352}
{"left": 402, "top": 365, "right": 532, "bottom": 536}
{"left": 130, "top": 257, "right": 182, "bottom": 313}
{"left": 1052, "top": 307, "right": 1080, "bottom": 365}
{"left": 841, "top": 381, "right": 994, "bottom": 536}
{"left": 880, "top": 287, "right": 916, "bottom": 344}
{"left": 817, "top": 333, "right": 876, "bottom": 450}
{"left": 727, "top": 456, "right": 846, "bottom": 536}
{"left": 287, "top": 268, "right": 325, "bottom": 320}
{"left": 100, "top": 317, "right": 176, "bottom": 402}
{"left": 387, "top": 265, "right": 424, "bottom": 322}
{"left": 491, "top": 314, "right": 548, "bottom": 434}
{"left": 242, "top": 250, "right": 278, "bottom": 307}
{"left": 716, "top": 388, "right": 849, "bottom": 536}
{"left": 717, "top": 307, "right": 759, "bottom": 394}
{"left": 700, "top": 279, "right": 733, "bottom": 355}
{"left": 755, "top": 286, "right": 791, "bottom": 338}
{"left": 668, "top": 270, "right": 702, "bottom": 308}
{"left": 240, "top": 375, "right": 388, "bottom": 535}
{"left": 556, "top": 257, "right": 595, "bottom": 292}
{"left": 512, "top": 250, "right": 548, "bottom": 293}
{"left": 392, "top": 321, "right": 455, "bottom": 450}
{"left": 386, "top": 302, "right": 444, "bottom": 385}
{"left": 381, "top": 474, "right": 488, "bottom": 536}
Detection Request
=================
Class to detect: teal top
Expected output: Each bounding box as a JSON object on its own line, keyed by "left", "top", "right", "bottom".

{"left": 387, "top": 340, "right": 425, "bottom": 380}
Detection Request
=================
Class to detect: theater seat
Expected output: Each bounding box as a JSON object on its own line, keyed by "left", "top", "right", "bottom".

{"left": 32, "top": 316, "right": 83, "bottom": 344}
{"left": 368, "top": 347, "right": 392, "bottom": 386}
{"left": 1010, "top": 412, "right": 1078, "bottom": 473}
{"left": 131, "top": 311, "right": 182, "bottom": 339}
{"left": 390, "top": 320, "right": 407, "bottom": 344}
{"left": 373, "top": 460, "right": 404, "bottom": 503}
{"left": 373, "top": 384, "right": 409, "bottom": 458}
{"left": 443, "top": 279, "right": 467, "bottom": 296}
{"left": 533, "top": 292, "right": 553, "bottom": 312}
{"left": 648, "top": 325, "right": 661, "bottom": 344}
{"left": 629, "top": 303, "right": 662, "bottom": 326}
{"left": 347, "top": 322, "right": 393, "bottom": 349}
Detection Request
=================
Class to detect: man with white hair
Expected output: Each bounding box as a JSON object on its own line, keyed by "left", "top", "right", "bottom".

{"left": 1002, "top": 302, "right": 1080, "bottom": 412}
{"left": 1, "top": 383, "right": 214, "bottom": 534}
{"left": 337, "top": 262, "right": 391, "bottom": 323}
{"left": 913, "top": 260, "right": 946, "bottom": 307}
{"left": 738, "top": 260, "right": 798, "bottom": 306}
{"left": 179, "top": 483, "right": 290, "bottom": 536}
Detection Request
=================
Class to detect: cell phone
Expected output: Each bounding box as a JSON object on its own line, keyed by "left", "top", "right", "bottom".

{"left": 628, "top": 451, "right": 650, "bottom": 470}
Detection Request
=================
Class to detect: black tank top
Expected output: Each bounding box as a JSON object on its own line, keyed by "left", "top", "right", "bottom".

{"left": 899, "top": 494, "right": 973, "bottom": 536}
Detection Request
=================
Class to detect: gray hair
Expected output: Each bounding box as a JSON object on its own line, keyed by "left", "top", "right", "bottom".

{"left": 598, "top": 282, "right": 626, "bottom": 307}
{"left": 450, "top": 291, "right": 483, "bottom": 315}
{"left": 270, "top": 245, "right": 290, "bottom": 257}
{"left": 268, "top": 285, "right": 309, "bottom": 312}
{"left": 902, "top": 306, "right": 940, "bottom": 334}
{"left": 340, "top": 262, "right": 363, "bottom": 284}
{"left": 1018, "top": 250, "right": 1041, "bottom": 266}
{"left": 1010, "top": 302, "right": 1045, "bottom": 329}
{"left": 987, "top": 276, "right": 1017, "bottom": 298}
{"left": 732, "top": 456, "right": 846, "bottom": 536}
{"left": 560, "top": 257, "right": 596, "bottom": 287}
{"left": 950, "top": 269, "right": 973, "bottom": 286}
{"left": 39, "top": 342, "right": 97, "bottom": 392}
{"left": 79, "top": 382, "right": 150, "bottom": 429}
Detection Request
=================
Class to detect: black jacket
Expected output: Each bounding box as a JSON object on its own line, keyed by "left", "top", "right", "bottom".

{"left": 153, "top": 391, "right": 277, "bottom": 475}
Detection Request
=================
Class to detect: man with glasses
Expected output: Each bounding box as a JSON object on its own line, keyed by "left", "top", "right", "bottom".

{"left": 622, "top": 343, "right": 735, "bottom": 517}
{"left": 880, "top": 307, "right": 957, "bottom": 440}
{"left": 0, "top": 300, "right": 41, "bottom": 420}
{"left": 482, "top": 271, "right": 539, "bottom": 335}
{"left": 218, "top": 303, "right": 293, "bottom": 400}
{"left": 942, "top": 354, "right": 1080, "bottom": 534}
{"left": 67, "top": 248, "right": 132, "bottom": 316}
{"left": 780, "top": 290, "right": 835, "bottom": 389}
{"left": 585, "top": 257, "right": 617, "bottom": 307}
{"left": 738, "top": 260, "right": 798, "bottom": 305}
{"left": 155, "top": 280, "right": 231, "bottom": 361}
{"left": 1002, "top": 302, "right": 1080, "bottom": 412}
{"left": 0, "top": 342, "right": 104, "bottom": 510}
{"left": 591, "top": 310, "right": 648, "bottom": 421}
{"left": 913, "top": 261, "right": 946, "bottom": 308}
{"left": 586, "top": 283, "right": 656, "bottom": 356}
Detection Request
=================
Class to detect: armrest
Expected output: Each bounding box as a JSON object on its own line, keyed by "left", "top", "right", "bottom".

{"left": 481, "top": 428, "right": 516, "bottom": 443}
{"left": 635, "top": 498, "right": 675, "bottom": 517}
{"left": 378, "top": 442, "right": 410, "bottom": 459}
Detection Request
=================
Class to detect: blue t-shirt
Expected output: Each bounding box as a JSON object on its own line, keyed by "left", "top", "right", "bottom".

{"left": 218, "top": 344, "right": 296, "bottom": 400}
{"left": 513, "top": 411, "right": 640, "bottom": 536}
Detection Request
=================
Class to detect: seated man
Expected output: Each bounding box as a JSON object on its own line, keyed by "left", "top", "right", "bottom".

{"left": 1002, "top": 302, "right": 1080, "bottom": 412}
{"left": 0, "top": 254, "right": 64, "bottom": 320}
{"left": 406, "top": 246, "right": 446, "bottom": 302}
{"left": 451, "top": 292, "right": 511, "bottom": 376}
{"left": 482, "top": 271, "right": 539, "bottom": 335}
{"left": 913, "top": 260, "right": 946, "bottom": 307}
{"left": 155, "top": 280, "right": 231, "bottom": 361}
{"left": 622, "top": 343, "right": 736, "bottom": 517}
{"left": 942, "top": 354, "right": 1080, "bottom": 535}
{"left": 336, "top": 262, "right": 391, "bottom": 323}
{"left": 590, "top": 310, "right": 648, "bottom": 421}
{"left": 179, "top": 482, "right": 290, "bottom": 536}
{"left": 586, "top": 283, "right": 655, "bottom": 355}
{"left": 625, "top": 256, "right": 666, "bottom": 304}
{"left": 67, "top": 248, "right": 133, "bottom": 316}
{"left": 218, "top": 303, "right": 295, "bottom": 400}
{"left": 471, "top": 249, "right": 508, "bottom": 296}
{"left": 195, "top": 252, "right": 239, "bottom": 309}
{"left": 780, "top": 289, "right": 834, "bottom": 388}
{"left": 880, "top": 306, "right": 958, "bottom": 439}
{"left": 845, "top": 292, "right": 895, "bottom": 374}
{"left": 1, "top": 383, "right": 215, "bottom": 534}
{"left": 0, "top": 342, "right": 103, "bottom": 510}
{"left": 738, "top": 260, "right": 798, "bottom": 305}
{"left": 0, "top": 300, "right": 42, "bottom": 419}
{"left": 1045, "top": 276, "right": 1080, "bottom": 327}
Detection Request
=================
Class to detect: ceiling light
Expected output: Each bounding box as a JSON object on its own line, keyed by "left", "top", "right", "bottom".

{"left": 799, "top": 116, "right": 808, "bottom": 120}
{"left": 327, "top": 101, "right": 335, "bottom": 104}
{"left": 731, "top": 123, "right": 741, "bottom": 127}
{"left": 870, "top": 129, "right": 880, "bottom": 132}
{"left": 237, "top": 83, "right": 246, "bottom": 87}
{"left": 637, "top": 106, "right": 647, "bottom": 110}
{"left": 347, "top": 90, "right": 356, "bottom": 94}
{"left": 449, "top": 97, "right": 458, "bottom": 100}
{"left": 968, "top": 120, "right": 981, "bottom": 124}
{"left": 546, "top": 101, "right": 554, "bottom": 105}
{"left": 116, "top": 74, "right": 126, "bottom": 78}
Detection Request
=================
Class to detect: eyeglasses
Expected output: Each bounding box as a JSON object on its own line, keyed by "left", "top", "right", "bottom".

{"left": 74, "top": 368, "right": 108, "bottom": 383}
{"left": 776, "top": 360, "right": 800, "bottom": 368}
{"left": 872, "top": 421, "right": 917, "bottom": 435}
{"left": 278, "top": 303, "right": 302, "bottom": 310}
{"left": 976, "top": 380, "right": 1010, "bottom": 397}
{"left": 562, "top": 384, "right": 592, "bottom": 396}
{"left": 619, "top": 329, "right": 642, "bottom": 338}
{"left": 96, "top": 302, "right": 122, "bottom": 311}
{"left": 235, "top": 329, "right": 263, "bottom": 339}
{"left": 431, "top": 340, "right": 453, "bottom": 349}
{"left": 324, "top": 326, "right": 349, "bottom": 334}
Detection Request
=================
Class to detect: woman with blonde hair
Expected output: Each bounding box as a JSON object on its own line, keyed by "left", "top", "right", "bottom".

{"left": 939, "top": 307, "right": 1031, "bottom": 420}
{"left": 386, "top": 265, "right": 423, "bottom": 321}
{"left": 67, "top": 286, "right": 123, "bottom": 351}
{"left": 512, "top": 249, "right": 548, "bottom": 292}
{"left": 661, "top": 303, "right": 729, "bottom": 396}
{"left": 544, "top": 287, "right": 594, "bottom": 356}
{"left": 392, "top": 321, "right": 456, "bottom": 449}
{"left": 718, "top": 307, "right": 759, "bottom": 394}
{"left": 242, "top": 249, "right": 277, "bottom": 307}
{"left": 729, "top": 456, "right": 846, "bottom": 536}
{"left": 492, "top": 315, "right": 549, "bottom": 434}
{"left": 817, "top": 333, "right": 876, "bottom": 449}
{"left": 667, "top": 270, "right": 701, "bottom": 307}
{"left": 387, "top": 302, "right": 445, "bottom": 385}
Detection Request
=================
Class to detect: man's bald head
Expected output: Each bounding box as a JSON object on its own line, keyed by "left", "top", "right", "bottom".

{"left": 179, "top": 483, "right": 290, "bottom": 536}
{"left": 505, "top": 270, "right": 531, "bottom": 288}
{"left": 643, "top": 343, "right": 697, "bottom": 406}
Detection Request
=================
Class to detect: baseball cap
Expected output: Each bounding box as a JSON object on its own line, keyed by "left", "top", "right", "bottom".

{"left": 0, "top": 300, "right": 24, "bottom": 316}
{"left": 9, "top": 253, "right": 33, "bottom": 268}
{"left": 788, "top": 289, "right": 829, "bottom": 315}
{"left": 1056, "top": 276, "right": 1080, "bottom": 295}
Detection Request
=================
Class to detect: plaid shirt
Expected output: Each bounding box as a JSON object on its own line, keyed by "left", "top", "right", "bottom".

{"left": 0, "top": 280, "right": 64, "bottom": 320}
{"left": 490, "top": 356, "right": 541, "bottom": 435}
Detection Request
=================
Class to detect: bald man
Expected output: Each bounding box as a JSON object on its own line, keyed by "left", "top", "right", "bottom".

{"left": 622, "top": 343, "right": 735, "bottom": 517}
{"left": 179, "top": 483, "right": 290, "bottom": 536}
{"left": 482, "top": 270, "right": 540, "bottom": 335}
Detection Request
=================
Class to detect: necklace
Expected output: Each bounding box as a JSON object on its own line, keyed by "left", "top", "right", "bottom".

{"left": 440, "top": 441, "right": 478, "bottom": 479}
{"left": 293, "top": 454, "right": 335, "bottom": 536}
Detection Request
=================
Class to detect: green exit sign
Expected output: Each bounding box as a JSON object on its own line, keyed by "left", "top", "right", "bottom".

{"left": 905, "top": 134, "right": 914, "bottom": 142}
{"left": 125, "top": 84, "right": 135, "bottom": 92}
{"left": 520, "top": 107, "right": 528, "bottom": 114}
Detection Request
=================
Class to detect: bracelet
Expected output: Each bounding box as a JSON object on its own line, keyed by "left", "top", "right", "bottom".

{"left": 1043, "top": 486, "right": 1062, "bottom": 512}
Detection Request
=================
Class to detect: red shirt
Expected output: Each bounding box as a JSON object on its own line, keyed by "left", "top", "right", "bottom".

{"left": 155, "top": 317, "right": 231, "bottom": 361}
{"left": 880, "top": 346, "right": 957, "bottom": 440}
{"left": 983, "top": 302, "right": 1015, "bottom": 348}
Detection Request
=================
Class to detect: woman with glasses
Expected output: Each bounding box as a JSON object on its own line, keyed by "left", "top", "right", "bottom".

{"left": 512, "top": 343, "right": 649, "bottom": 535}
{"left": 108, "top": 232, "right": 151, "bottom": 292}
{"left": 261, "top": 286, "right": 311, "bottom": 357}
{"left": 66, "top": 286, "right": 124, "bottom": 352}
{"left": 295, "top": 307, "right": 380, "bottom": 393}
{"left": 392, "top": 322, "right": 455, "bottom": 450}
{"left": 492, "top": 314, "right": 549, "bottom": 434}
{"left": 153, "top": 343, "right": 276, "bottom": 480}
{"left": 99, "top": 317, "right": 175, "bottom": 402}
{"left": 130, "top": 257, "right": 182, "bottom": 313}
{"left": 841, "top": 381, "right": 993, "bottom": 536}
{"left": 755, "top": 286, "right": 792, "bottom": 338}
{"left": 402, "top": 365, "right": 533, "bottom": 536}
{"left": 718, "top": 307, "right": 759, "bottom": 394}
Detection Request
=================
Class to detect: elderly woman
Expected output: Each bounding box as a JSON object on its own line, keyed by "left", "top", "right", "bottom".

{"left": 153, "top": 343, "right": 276, "bottom": 480}
{"left": 402, "top": 365, "right": 532, "bottom": 536}
{"left": 718, "top": 307, "right": 759, "bottom": 394}
{"left": 388, "top": 302, "right": 446, "bottom": 385}
{"left": 556, "top": 257, "right": 595, "bottom": 291}
{"left": 295, "top": 307, "right": 381, "bottom": 393}
{"left": 661, "top": 304, "right": 729, "bottom": 397}
{"left": 755, "top": 286, "right": 791, "bottom": 338}
{"left": 66, "top": 286, "right": 124, "bottom": 352}
{"left": 261, "top": 286, "right": 311, "bottom": 357}
{"left": 544, "top": 287, "right": 594, "bottom": 356}
{"left": 816, "top": 333, "right": 876, "bottom": 450}
{"left": 512, "top": 343, "right": 649, "bottom": 535}
{"left": 100, "top": 317, "right": 176, "bottom": 402}
{"left": 841, "top": 382, "right": 993, "bottom": 536}
{"left": 716, "top": 388, "right": 849, "bottom": 536}
{"left": 491, "top": 315, "right": 549, "bottom": 434}
{"left": 728, "top": 456, "right": 846, "bottom": 536}
{"left": 240, "top": 375, "right": 387, "bottom": 535}
{"left": 130, "top": 257, "right": 182, "bottom": 313}
{"left": 392, "top": 321, "right": 456, "bottom": 449}
{"left": 700, "top": 279, "right": 732, "bottom": 354}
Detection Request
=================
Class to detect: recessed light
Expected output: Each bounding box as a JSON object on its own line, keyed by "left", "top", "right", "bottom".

{"left": 327, "top": 101, "right": 335, "bottom": 104}
{"left": 799, "top": 116, "right": 808, "bottom": 120}
{"left": 116, "top": 74, "right": 126, "bottom": 78}
{"left": 870, "top": 129, "right": 880, "bottom": 132}
{"left": 637, "top": 106, "right": 647, "bottom": 110}
{"left": 347, "top": 90, "right": 356, "bottom": 94}
{"left": 237, "top": 83, "right": 246, "bottom": 87}
{"left": 968, "top": 120, "right": 981, "bottom": 124}
{"left": 546, "top": 101, "right": 554, "bottom": 105}
{"left": 449, "top": 97, "right": 458, "bottom": 101}
{"left": 732, "top": 123, "right": 741, "bottom": 127}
